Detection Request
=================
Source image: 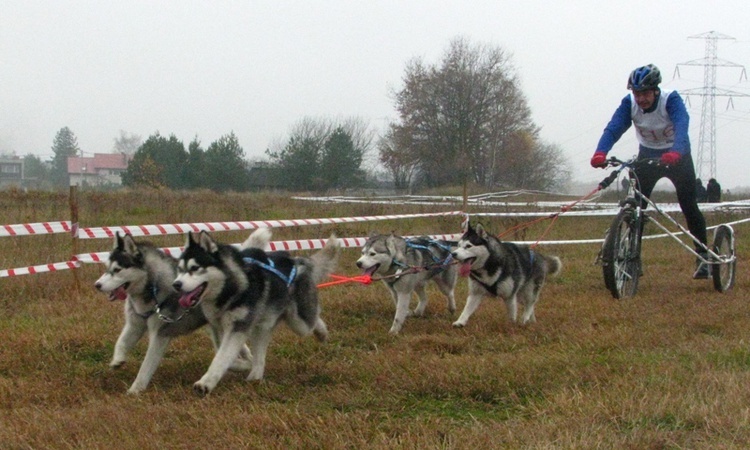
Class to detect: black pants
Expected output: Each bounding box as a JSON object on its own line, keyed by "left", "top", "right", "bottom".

{"left": 635, "top": 153, "right": 707, "bottom": 250}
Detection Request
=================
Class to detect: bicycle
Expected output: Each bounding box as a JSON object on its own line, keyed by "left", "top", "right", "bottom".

{"left": 596, "top": 156, "right": 737, "bottom": 299}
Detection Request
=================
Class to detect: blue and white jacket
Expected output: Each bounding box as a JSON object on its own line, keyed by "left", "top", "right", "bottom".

{"left": 596, "top": 90, "right": 691, "bottom": 158}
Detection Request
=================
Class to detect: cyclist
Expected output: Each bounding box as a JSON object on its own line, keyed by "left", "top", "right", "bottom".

{"left": 590, "top": 64, "right": 709, "bottom": 279}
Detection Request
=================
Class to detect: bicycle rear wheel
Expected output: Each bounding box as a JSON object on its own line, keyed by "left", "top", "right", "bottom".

{"left": 601, "top": 207, "right": 641, "bottom": 299}
{"left": 712, "top": 224, "right": 736, "bottom": 293}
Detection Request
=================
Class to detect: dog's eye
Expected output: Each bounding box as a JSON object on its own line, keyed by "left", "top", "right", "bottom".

{"left": 189, "top": 265, "right": 200, "bottom": 273}
{"left": 463, "top": 244, "right": 472, "bottom": 249}
{"left": 112, "top": 268, "right": 121, "bottom": 274}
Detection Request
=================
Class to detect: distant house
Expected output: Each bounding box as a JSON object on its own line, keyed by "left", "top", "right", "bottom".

{"left": 0, "top": 156, "right": 24, "bottom": 188}
{"left": 68, "top": 153, "right": 131, "bottom": 187}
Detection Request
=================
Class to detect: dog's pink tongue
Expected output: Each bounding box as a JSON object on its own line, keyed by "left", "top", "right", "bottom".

{"left": 459, "top": 261, "right": 473, "bottom": 277}
{"left": 111, "top": 286, "right": 128, "bottom": 301}
{"left": 178, "top": 289, "right": 200, "bottom": 309}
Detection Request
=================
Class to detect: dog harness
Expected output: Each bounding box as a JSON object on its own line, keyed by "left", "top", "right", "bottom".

{"left": 242, "top": 257, "right": 297, "bottom": 287}
{"left": 469, "top": 249, "right": 536, "bottom": 295}
{"left": 405, "top": 238, "right": 454, "bottom": 266}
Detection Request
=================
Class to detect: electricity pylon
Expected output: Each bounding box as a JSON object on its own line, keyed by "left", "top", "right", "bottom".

{"left": 674, "top": 31, "right": 748, "bottom": 180}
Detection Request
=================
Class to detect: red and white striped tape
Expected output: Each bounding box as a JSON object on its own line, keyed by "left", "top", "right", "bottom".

{"left": 77, "top": 211, "right": 465, "bottom": 239}
{"left": 0, "top": 221, "right": 72, "bottom": 237}
{"left": 0, "top": 260, "right": 80, "bottom": 278}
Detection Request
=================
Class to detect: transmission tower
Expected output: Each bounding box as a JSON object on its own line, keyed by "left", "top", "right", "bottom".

{"left": 674, "top": 31, "right": 748, "bottom": 180}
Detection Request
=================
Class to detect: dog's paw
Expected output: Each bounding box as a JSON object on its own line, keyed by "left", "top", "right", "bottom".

{"left": 109, "top": 360, "right": 126, "bottom": 369}
{"left": 193, "top": 382, "right": 212, "bottom": 397}
{"left": 451, "top": 321, "right": 466, "bottom": 328}
{"left": 246, "top": 370, "right": 264, "bottom": 381}
{"left": 313, "top": 328, "right": 328, "bottom": 342}
{"left": 126, "top": 385, "right": 145, "bottom": 395}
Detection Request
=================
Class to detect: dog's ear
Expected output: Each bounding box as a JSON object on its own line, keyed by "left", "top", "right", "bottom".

{"left": 475, "top": 223, "right": 489, "bottom": 240}
{"left": 198, "top": 230, "right": 219, "bottom": 254}
{"left": 386, "top": 233, "right": 406, "bottom": 263}
{"left": 368, "top": 230, "right": 378, "bottom": 239}
{"left": 114, "top": 231, "right": 124, "bottom": 250}
{"left": 122, "top": 234, "right": 140, "bottom": 257}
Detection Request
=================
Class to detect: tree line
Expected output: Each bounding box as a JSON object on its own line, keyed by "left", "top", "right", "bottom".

{"left": 28, "top": 37, "right": 569, "bottom": 193}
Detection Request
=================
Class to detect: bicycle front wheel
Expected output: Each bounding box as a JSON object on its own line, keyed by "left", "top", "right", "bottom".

{"left": 712, "top": 224, "right": 736, "bottom": 293}
{"left": 601, "top": 207, "right": 641, "bottom": 299}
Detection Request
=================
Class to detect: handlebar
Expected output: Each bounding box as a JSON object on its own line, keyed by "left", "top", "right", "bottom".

{"left": 597, "top": 156, "right": 662, "bottom": 191}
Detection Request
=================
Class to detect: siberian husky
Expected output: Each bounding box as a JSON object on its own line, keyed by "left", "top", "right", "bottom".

{"left": 356, "top": 233, "right": 458, "bottom": 335}
{"left": 94, "top": 232, "right": 251, "bottom": 394}
{"left": 172, "top": 228, "right": 339, "bottom": 395}
{"left": 450, "top": 223, "right": 562, "bottom": 328}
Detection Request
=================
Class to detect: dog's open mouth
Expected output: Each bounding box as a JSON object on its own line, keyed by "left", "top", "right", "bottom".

{"left": 108, "top": 283, "right": 130, "bottom": 301}
{"left": 458, "top": 258, "right": 476, "bottom": 277}
{"left": 361, "top": 263, "right": 380, "bottom": 277}
{"left": 178, "top": 283, "right": 206, "bottom": 309}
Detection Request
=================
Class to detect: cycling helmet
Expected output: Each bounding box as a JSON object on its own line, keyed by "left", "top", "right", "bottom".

{"left": 627, "top": 64, "right": 661, "bottom": 91}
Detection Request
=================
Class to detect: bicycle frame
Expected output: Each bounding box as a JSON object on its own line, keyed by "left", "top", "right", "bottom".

{"left": 602, "top": 156, "right": 736, "bottom": 267}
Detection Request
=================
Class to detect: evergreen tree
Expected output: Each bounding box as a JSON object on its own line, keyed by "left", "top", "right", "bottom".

{"left": 204, "top": 132, "right": 250, "bottom": 192}
{"left": 320, "top": 127, "right": 362, "bottom": 189}
{"left": 50, "top": 127, "right": 80, "bottom": 187}
{"left": 23, "top": 154, "right": 51, "bottom": 189}
{"left": 122, "top": 133, "right": 188, "bottom": 189}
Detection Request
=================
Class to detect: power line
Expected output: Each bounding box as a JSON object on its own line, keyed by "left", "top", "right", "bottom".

{"left": 674, "top": 31, "right": 748, "bottom": 180}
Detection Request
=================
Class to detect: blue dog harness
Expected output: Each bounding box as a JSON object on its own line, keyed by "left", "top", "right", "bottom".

{"left": 242, "top": 257, "right": 297, "bottom": 287}
{"left": 405, "top": 238, "right": 454, "bottom": 266}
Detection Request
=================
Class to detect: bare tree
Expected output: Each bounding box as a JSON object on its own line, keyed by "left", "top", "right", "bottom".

{"left": 385, "top": 36, "right": 567, "bottom": 190}
{"left": 113, "top": 130, "right": 142, "bottom": 156}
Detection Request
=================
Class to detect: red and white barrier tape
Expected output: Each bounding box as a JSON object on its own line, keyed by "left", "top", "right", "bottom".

{"left": 0, "top": 260, "right": 81, "bottom": 278}
{"left": 77, "top": 211, "right": 465, "bottom": 239}
{"left": 0, "top": 221, "right": 72, "bottom": 237}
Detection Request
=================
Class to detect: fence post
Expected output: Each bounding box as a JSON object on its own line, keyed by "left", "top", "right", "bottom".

{"left": 69, "top": 185, "right": 81, "bottom": 294}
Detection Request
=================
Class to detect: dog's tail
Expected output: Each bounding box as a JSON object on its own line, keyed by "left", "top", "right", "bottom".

{"left": 545, "top": 255, "right": 562, "bottom": 277}
{"left": 242, "top": 228, "right": 272, "bottom": 251}
{"left": 309, "top": 234, "right": 340, "bottom": 284}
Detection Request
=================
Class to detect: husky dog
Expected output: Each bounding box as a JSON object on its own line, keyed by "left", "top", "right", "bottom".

{"left": 450, "top": 223, "right": 562, "bottom": 328}
{"left": 94, "top": 233, "right": 252, "bottom": 394}
{"left": 172, "top": 228, "right": 339, "bottom": 395}
{"left": 356, "top": 233, "right": 458, "bottom": 335}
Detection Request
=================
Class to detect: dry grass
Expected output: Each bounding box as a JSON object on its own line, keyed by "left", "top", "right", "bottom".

{"left": 1, "top": 189, "right": 749, "bottom": 449}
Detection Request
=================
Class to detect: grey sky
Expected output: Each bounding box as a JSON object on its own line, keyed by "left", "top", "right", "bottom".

{"left": 2, "top": 0, "right": 749, "bottom": 188}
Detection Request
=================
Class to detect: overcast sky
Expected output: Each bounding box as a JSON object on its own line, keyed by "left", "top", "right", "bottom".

{"left": 2, "top": 0, "right": 750, "bottom": 189}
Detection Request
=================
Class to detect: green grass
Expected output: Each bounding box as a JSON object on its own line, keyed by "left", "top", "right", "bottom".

{"left": 0, "top": 188, "right": 748, "bottom": 449}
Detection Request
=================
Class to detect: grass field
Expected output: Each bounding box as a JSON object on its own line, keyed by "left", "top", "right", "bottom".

{"left": 1, "top": 189, "right": 749, "bottom": 449}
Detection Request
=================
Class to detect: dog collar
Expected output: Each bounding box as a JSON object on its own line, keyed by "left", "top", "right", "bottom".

{"left": 148, "top": 283, "right": 190, "bottom": 323}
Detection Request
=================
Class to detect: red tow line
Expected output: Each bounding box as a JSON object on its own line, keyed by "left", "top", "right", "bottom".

{"left": 497, "top": 185, "right": 603, "bottom": 248}
{"left": 317, "top": 274, "right": 373, "bottom": 288}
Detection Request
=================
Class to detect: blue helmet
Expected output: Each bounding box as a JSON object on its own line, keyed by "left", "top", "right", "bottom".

{"left": 627, "top": 64, "right": 661, "bottom": 91}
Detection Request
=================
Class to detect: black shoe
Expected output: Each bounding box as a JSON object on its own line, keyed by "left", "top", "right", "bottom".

{"left": 693, "top": 252, "right": 710, "bottom": 280}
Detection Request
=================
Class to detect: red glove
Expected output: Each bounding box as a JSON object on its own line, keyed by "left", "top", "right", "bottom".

{"left": 590, "top": 151, "right": 607, "bottom": 168}
{"left": 660, "top": 151, "right": 681, "bottom": 166}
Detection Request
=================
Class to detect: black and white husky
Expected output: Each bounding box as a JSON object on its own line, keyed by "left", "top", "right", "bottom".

{"left": 94, "top": 233, "right": 251, "bottom": 394}
{"left": 172, "top": 228, "right": 339, "bottom": 395}
{"left": 450, "top": 223, "right": 562, "bottom": 328}
{"left": 356, "top": 233, "right": 458, "bottom": 335}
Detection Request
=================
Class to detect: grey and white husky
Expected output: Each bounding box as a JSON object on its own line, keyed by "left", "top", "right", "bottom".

{"left": 356, "top": 233, "right": 458, "bottom": 335}
{"left": 94, "top": 232, "right": 251, "bottom": 394}
{"left": 450, "top": 223, "right": 562, "bottom": 328}
{"left": 172, "top": 228, "right": 339, "bottom": 395}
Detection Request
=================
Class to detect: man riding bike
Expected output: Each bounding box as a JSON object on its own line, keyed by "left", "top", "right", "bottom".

{"left": 590, "top": 64, "right": 709, "bottom": 279}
